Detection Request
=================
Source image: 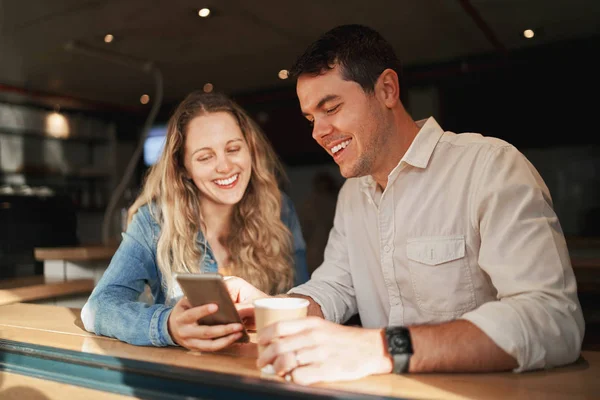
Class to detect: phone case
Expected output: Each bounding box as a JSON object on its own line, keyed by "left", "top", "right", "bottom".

{"left": 175, "top": 273, "right": 250, "bottom": 343}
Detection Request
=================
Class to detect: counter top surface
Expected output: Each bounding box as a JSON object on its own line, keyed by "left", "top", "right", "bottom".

{"left": 0, "top": 302, "right": 598, "bottom": 400}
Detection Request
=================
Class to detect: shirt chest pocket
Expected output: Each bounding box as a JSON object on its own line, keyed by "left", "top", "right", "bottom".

{"left": 406, "top": 235, "right": 476, "bottom": 316}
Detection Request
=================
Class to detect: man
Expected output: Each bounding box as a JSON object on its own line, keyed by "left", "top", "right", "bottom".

{"left": 228, "top": 24, "right": 584, "bottom": 385}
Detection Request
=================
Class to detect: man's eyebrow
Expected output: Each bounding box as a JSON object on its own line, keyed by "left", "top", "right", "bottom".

{"left": 302, "top": 94, "right": 340, "bottom": 117}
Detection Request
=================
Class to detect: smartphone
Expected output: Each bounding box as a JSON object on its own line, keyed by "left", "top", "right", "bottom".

{"left": 175, "top": 273, "right": 249, "bottom": 343}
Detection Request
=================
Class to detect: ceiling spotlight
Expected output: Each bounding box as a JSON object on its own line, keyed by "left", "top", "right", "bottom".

{"left": 203, "top": 83, "right": 214, "bottom": 93}
{"left": 278, "top": 69, "right": 289, "bottom": 80}
{"left": 104, "top": 34, "right": 114, "bottom": 43}
{"left": 523, "top": 29, "right": 535, "bottom": 39}
{"left": 198, "top": 8, "right": 211, "bottom": 17}
{"left": 140, "top": 94, "right": 150, "bottom": 104}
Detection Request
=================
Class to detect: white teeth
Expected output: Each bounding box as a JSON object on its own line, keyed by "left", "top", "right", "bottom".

{"left": 331, "top": 139, "right": 351, "bottom": 155}
{"left": 214, "top": 174, "right": 238, "bottom": 186}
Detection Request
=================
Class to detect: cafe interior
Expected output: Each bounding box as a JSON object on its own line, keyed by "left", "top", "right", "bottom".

{"left": 1, "top": 0, "right": 599, "bottom": 398}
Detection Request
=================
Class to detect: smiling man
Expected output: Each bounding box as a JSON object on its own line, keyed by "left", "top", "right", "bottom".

{"left": 229, "top": 24, "right": 584, "bottom": 385}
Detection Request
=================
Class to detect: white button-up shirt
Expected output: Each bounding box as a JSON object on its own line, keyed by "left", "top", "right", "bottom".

{"left": 289, "top": 117, "right": 584, "bottom": 372}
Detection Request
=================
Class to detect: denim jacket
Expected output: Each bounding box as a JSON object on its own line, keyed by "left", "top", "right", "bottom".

{"left": 81, "top": 193, "right": 308, "bottom": 347}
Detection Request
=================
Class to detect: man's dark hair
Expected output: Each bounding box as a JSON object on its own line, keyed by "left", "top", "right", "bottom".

{"left": 289, "top": 24, "right": 403, "bottom": 94}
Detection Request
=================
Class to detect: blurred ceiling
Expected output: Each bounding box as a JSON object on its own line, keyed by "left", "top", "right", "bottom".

{"left": 0, "top": 0, "right": 599, "bottom": 110}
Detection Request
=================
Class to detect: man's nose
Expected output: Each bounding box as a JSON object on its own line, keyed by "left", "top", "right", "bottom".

{"left": 312, "top": 118, "right": 333, "bottom": 141}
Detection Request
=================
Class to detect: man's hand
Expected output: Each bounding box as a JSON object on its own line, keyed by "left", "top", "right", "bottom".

{"left": 256, "top": 317, "right": 393, "bottom": 385}
{"left": 224, "top": 277, "right": 270, "bottom": 329}
{"left": 167, "top": 297, "right": 244, "bottom": 351}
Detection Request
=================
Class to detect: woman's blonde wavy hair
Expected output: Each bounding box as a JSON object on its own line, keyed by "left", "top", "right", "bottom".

{"left": 128, "top": 91, "right": 294, "bottom": 299}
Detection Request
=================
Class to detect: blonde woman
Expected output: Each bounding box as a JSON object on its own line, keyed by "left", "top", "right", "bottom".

{"left": 81, "top": 91, "right": 308, "bottom": 351}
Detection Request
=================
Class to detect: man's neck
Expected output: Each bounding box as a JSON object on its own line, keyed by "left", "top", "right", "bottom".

{"left": 371, "top": 111, "right": 421, "bottom": 190}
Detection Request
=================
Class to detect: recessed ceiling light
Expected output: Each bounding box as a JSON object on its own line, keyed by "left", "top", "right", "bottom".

{"left": 278, "top": 69, "right": 289, "bottom": 80}
{"left": 523, "top": 29, "right": 535, "bottom": 39}
{"left": 198, "top": 8, "right": 211, "bottom": 18}
{"left": 46, "top": 112, "right": 70, "bottom": 138}
{"left": 104, "top": 34, "right": 114, "bottom": 43}
{"left": 203, "top": 83, "right": 214, "bottom": 93}
{"left": 140, "top": 94, "right": 150, "bottom": 104}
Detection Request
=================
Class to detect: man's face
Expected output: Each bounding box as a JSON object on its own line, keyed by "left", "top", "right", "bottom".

{"left": 297, "top": 65, "right": 390, "bottom": 179}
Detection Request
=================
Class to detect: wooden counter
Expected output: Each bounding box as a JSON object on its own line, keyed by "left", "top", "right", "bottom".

{"left": 1, "top": 303, "right": 598, "bottom": 400}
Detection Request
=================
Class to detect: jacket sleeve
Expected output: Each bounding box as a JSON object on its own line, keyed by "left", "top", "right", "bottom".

{"left": 281, "top": 193, "right": 310, "bottom": 286}
{"left": 80, "top": 207, "right": 176, "bottom": 347}
{"left": 460, "top": 145, "right": 584, "bottom": 371}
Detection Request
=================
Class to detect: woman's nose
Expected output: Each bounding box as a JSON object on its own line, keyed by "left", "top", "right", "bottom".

{"left": 215, "top": 155, "right": 233, "bottom": 174}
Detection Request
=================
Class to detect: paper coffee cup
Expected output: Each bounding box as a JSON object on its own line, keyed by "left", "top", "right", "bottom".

{"left": 253, "top": 297, "right": 309, "bottom": 374}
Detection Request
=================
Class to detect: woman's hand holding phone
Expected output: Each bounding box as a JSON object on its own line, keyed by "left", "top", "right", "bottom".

{"left": 167, "top": 296, "right": 245, "bottom": 351}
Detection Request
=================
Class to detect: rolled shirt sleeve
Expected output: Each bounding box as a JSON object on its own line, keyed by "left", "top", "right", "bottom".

{"left": 460, "top": 145, "right": 584, "bottom": 371}
{"left": 288, "top": 183, "right": 358, "bottom": 324}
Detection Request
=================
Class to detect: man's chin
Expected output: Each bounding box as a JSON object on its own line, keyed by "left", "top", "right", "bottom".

{"left": 339, "top": 166, "right": 358, "bottom": 179}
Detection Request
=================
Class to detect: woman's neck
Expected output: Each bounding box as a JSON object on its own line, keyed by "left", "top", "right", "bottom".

{"left": 200, "top": 202, "right": 234, "bottom": 244}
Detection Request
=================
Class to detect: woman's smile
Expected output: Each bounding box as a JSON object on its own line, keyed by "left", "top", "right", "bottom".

{"left": 213, "top": 173, "right": 239, "bottom": 188}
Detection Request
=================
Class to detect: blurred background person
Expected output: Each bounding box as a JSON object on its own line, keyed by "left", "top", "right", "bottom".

{"left": 299, "top": 170, "right": 341, "bottom": 275}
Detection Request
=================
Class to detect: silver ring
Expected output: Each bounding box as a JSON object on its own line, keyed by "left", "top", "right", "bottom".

{"left": 294, "top": 351, "right": 301, "bottom": 367}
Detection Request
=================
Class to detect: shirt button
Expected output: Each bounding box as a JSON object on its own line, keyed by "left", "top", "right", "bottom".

{"left": 384, "top": 245, "right": 391, "bottom": 252}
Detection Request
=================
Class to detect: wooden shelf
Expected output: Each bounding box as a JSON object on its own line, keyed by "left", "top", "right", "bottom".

{"left": 34, "top": 245, "right": 118, "bottom": 261}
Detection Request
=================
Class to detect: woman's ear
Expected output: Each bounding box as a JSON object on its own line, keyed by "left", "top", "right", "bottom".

{"left": 375, "top": 68, "right": 400, "bottom": 109}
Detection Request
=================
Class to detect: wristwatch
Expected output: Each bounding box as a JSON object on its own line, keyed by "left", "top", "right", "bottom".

{"left": 384, "top": 326, "right": 413, "bottom": 374}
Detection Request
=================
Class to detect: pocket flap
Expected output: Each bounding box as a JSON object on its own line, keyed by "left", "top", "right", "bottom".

{"left": 406, "top": 235, "right": 465, "bottom": 266}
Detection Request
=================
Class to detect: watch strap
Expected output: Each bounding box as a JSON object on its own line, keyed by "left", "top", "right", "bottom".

{"left": 391, "top": 353, "right": 411, "bottom": 374}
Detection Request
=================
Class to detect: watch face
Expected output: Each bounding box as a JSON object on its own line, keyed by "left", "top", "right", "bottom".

{"left": 386, "top": 327, "right": 413, "bottom": 355}
{"left": 391, "top": 335, "right": 410, "bottom": 353}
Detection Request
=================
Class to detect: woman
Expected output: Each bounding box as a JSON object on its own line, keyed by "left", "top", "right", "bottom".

{"left": 81, "top": 91, "right": 308, "bottom": 351}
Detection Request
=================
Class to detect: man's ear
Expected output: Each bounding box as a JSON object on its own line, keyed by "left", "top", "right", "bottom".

{"left": 375, "top": 69, "right": 400, "bottom": 108}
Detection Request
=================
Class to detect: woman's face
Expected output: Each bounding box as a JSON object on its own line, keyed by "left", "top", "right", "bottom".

{"left": 183, "top": 112, "right": 252, "bottom": 209}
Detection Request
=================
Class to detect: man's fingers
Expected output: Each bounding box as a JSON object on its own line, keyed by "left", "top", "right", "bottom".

{"left": 257, "top": 331, "right": 320, "bottom": 368}
{"left": 257, "top": 316, "right": 322, "bottom": 345}
{"left": 288, "top": 364, "right": 327, "bottom": 386}
{"left": 272, "top": 351, "right": 297, "bottom": 376}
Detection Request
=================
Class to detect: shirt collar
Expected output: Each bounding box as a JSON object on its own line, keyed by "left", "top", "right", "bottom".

{"left": 359, "top": 116, "right": 444, "bottom": 190}
{"left": 400, "top": 116, "right": 444, "bottom": 169}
